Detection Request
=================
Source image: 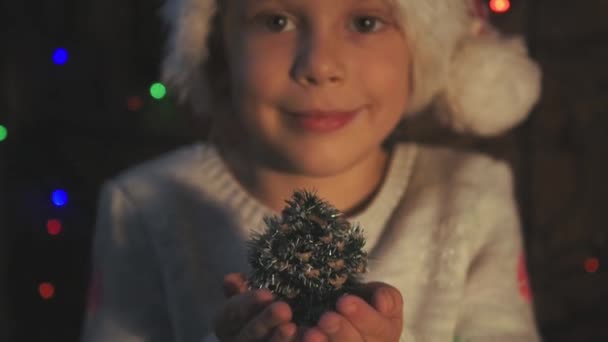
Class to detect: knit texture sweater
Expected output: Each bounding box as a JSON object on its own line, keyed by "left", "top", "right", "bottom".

{"left": 80, "top": 142, "right": 541, "bottom": 342}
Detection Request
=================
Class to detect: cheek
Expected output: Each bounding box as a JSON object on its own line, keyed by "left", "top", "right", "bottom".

{"left": 231, "top": 40, "right": 292, "bottom": 107}
{"left": 363, "top": 50, "right": 410, "bottom": 117}
{"left": 227, "top": 40, "right": 293, "bottom": 140}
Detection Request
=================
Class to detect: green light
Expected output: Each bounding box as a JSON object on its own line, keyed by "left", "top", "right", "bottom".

{"left": 0, "top": 125, "right": 7, "bottom": 142}
{"left": 150, "top": 82, "right": 167, "bottom": 100}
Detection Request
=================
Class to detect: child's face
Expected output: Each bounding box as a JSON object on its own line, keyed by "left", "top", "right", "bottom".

{"left": 221, "top": 0, "right": 410, "bottom": 175}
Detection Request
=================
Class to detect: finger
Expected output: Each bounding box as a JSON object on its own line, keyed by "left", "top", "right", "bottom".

{"left": 214, "top": 289, "right": 274, "bottom": 339}
{"left": 300, "top": 326, "right": 328, "bottom": 342}
{"left": 316, "top": 311, "right": 362, "bottom": 342}
{"left": 350, "top": 281, "right": 390, "bottom": 302}
{"left": 370, "top": 283, "right": 404, "bottom": 317}
{"left": 353, "top": 282, "right": 404, "bottom": 318}
{"left": 222, "top": 272, "right": 248, "bottom": 297}
{"left": 269, "top": 322, "right": 297, "bottom": 342}
{"left": 335, "top": 291, "right": 402, "bottom": 339}
{"left": 236, "top": 301, "right": 293, "bottom": 341}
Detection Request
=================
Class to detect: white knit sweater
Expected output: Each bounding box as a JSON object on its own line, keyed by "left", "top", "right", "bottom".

{"left": 80, "top": 142, "right": 541, "bottom": 342}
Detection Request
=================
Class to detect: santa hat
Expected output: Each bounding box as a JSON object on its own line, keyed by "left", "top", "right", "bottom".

{"left": 161, "top": 0, "right": 542, "bottom": 137}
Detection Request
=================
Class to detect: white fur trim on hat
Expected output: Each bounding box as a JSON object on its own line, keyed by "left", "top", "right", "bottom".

{"left": 435, "top": 33, "right": 542, "bottom": 136}
{"left": 161, "top": 0, "right": 542, "bottom": 137}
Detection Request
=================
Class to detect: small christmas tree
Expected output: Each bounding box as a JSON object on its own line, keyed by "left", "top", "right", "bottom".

{"left": 247, "top": 189, "right": 368, "bottom": 325}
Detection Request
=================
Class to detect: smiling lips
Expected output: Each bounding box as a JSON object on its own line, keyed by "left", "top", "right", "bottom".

{"left": 289, "top": 109, "right": 360, "bottom": 133}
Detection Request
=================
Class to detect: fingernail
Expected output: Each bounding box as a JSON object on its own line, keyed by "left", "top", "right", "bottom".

{"left": 383, "top": 288, "right": 395, "bottom": 312}
{"left": 342, "top": 302, "right": 356, "bottom": 315}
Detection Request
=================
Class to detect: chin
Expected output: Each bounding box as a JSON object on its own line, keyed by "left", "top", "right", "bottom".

{"left": 272, "top": 141, "right": 368, "bottom": 178}
{"left": 289, "top": 158, "right": 353, "bottom": 178}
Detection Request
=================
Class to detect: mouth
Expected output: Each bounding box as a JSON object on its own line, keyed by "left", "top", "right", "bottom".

{"left": 287, "top": 109, "right": 361, "bottom": 133}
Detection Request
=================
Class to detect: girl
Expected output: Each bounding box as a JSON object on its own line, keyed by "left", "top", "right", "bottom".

{"left": 81, "top": 0, "right": 542, "bottom": 341}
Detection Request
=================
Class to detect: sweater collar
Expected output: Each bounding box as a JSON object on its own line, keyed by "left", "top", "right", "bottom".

{"left": 197, "top": 142, "right": 418, "bottom": 251}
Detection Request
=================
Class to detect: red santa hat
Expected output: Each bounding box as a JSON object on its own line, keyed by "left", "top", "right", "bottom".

{"left": 161, "top": 0, "right": 542, "bottom": 137}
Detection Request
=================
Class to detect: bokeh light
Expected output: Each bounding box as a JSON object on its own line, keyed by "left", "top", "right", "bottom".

{"left": 46, "top": 219, "right": 63, "bottom": 236}
{"left": 150, "top": 82, "right": 167, "bottom": 100}
{"left": 585, "top": 257, "right": 600, "bottom": 273}
{"left": 0, "top": 125, "right": 7, "bottom": 142}
{"left": 489, "top": 0, "right": 511, "bottom": 13}
{"left": 52, "top": 48, "right": 69, "bottom": 65}
{"left": 127, "top": 96, "right": 144, "bottom": 111}
{"left": 51, "top": 189, "right": 68, "bottom": 207}
{"left": 39, "top": 282, "right": 55, "bottom": 300}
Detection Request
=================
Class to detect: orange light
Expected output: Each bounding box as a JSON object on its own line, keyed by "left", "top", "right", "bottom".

{"left": 39, "top": 282, "right": 55, "bottom": 300}
{"left": 489, "top": 0, "right": 511, "bottom": 13}
{"left": 46, "top": 219, "right": 62, "bottom": 236}
{"left": 584, "top": 257, "right": 600, "bottom": 273}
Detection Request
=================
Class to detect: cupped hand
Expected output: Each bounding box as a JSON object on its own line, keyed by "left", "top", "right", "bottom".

{"left": 299, "top": 282, "right": 404, "bottom": 342}
{"left": 214, "top": 273, "right": 298, "bottom": 342}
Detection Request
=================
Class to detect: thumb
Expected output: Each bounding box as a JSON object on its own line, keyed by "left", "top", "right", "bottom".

{"left": 358, "top": 282, "right": 404, "bottom": 318}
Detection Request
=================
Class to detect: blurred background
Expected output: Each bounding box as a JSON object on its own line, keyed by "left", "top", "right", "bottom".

{"left": 1, "top": 0, "right": 607, "bottom": 341}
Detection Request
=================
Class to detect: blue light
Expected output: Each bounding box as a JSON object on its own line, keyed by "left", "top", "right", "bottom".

{"left": 52, "top": 48, "right": 69, "bottom": 65}
{"left": 51, "top": 189, "right": 68, "bottom": 206}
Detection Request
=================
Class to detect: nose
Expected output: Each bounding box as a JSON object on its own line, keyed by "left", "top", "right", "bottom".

{"left": 291, "top": 28, "right": 346, "bottom": 87}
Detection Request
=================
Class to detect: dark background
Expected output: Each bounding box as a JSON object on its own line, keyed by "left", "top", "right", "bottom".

{"left": 2, "top": 0, "right": 607, "bottom": 341}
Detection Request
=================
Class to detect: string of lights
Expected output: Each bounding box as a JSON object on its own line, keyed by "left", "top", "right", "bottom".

{"left": 23, "top": 42, "right": 170, "bottom": 307}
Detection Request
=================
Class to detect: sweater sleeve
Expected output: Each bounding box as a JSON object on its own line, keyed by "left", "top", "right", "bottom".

{"left": 454, "top": 161, "right": 542, "bottom": 342}
{"left": 80, "top": 181, "right": 174, "bottom": 342}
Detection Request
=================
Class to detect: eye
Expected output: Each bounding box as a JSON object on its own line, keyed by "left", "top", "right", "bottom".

{"left": 257, "top": 13, "right": 296, "bottom": 32}
{"left": 351, "top": 16, "right": 385, "bottom": 33}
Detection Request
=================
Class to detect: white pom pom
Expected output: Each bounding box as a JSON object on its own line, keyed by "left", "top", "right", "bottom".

{"left": 436, "top": 35, "right": 542, "bottom": 136}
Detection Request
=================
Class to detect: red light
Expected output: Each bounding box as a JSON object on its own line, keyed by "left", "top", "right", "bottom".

{"left": 46, "top": 219, "right": 62, "bottom": 236}
{"left": 127, "top": 96, "right": 143, "bottom": 112}
{"left": 584, "top": 257, "right": 600, "bottom": 273}
{"left": 39, "top": 282, "right": 55, "bottom": 300}
{"left": 489, "top": 0, "right": 511, "bottom": 13}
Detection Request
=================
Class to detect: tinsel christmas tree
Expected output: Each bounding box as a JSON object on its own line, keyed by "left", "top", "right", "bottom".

{"left": 247, "top": 189, "right": 368, "bottom": 325}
